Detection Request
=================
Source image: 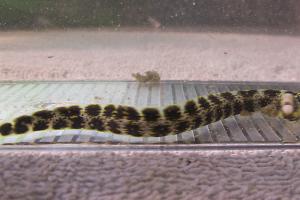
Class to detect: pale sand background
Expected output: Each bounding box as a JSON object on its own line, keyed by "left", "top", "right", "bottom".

{"left": 1, "top": 29, "right": 300, "bottom": 200}
{"left": 0, "top": 29, "right": 299, "bottom": 81}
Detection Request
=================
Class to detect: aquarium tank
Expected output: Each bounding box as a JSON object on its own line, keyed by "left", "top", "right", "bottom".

{"left": 0, "top": 1, "right": 300, "bottom": 200}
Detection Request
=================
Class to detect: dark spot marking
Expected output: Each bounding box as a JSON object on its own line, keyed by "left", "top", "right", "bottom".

{"left": 222, "top": 103, "right": 232, "bottom": 118}
{"left": 264, "top": 89, "right": 281, "bottom": 97}
{"left": 125, "top": 122, "right": 142, "bottom": 137}
{"left": 54, "top": 107, "right": 69, "bottom": 117}
{"left": 0, "top": 123, "right": 13, "bottom": 136}
{"left": 14, "top": 115, "right": 34, "bottom": 134}
{"left": 33, "top": 110, "right": 54, "bottom": 120}
{"left": 15, "top": 115, "right": 33, "bottom": 125}
{"left": 151, "top": 124, "right": 171, "bottom": 137}
{"left": 14, "top": 124, "right": 29, "bottom": 134}
{"left": 286, "top": 91, "right": 296, "bottom": 95}
{"left": 85, "top": 104, "right": 101, "bottom": 116}
{"left": 238, "top": 90, "right": 258, "bottom": 98}
{"left": 114, "top": 106, "right": 127, "bottom": 119}
{"left": 233, "top": 101, "right": 243, "bottom": 115}
{"left": 220, "top": 92, "right": 235, "bottom": 101}
{"left": 107, "top": 120, "right": 121, "bottom": 134}
{"left": 205, "top": 112, "right": 212, "bottom": 124}
{"left": 103, "top": 105, "right": 116, "bottom": 117}
{"left": 243, "top": 99, "right": 255, "bottom": 112}
{"left": 164, "top": 105, "right": 182, "bottom": 121}
{"left": 184, "top": 100, "right": 198, "bottom": 115}
{"left": 142, "top": 108, "right": 160, "bottom": 122}
{"left": 175, "top": 121, "right": 190, "bottom": 133}
{"left": 284, "top": 114, "right": 298, "bottom": 121}
{"left": 192, "top": 116, "right": 202, "bottom": 129}
{"left": 127, "top": 107, "right": 141, "bottom": 121}
{"left": 54, "top": 106, "right": 81, "bottom": 118}
{"left": 198, "top": 97, "right": 210, "bottom": 109}
{"left": 52, "top": 118, "right": 68, "bottom": 129}
{"left": 70, "top": 116, "right": 85, "bottom": 129}
{"left": 259, "top": 97, "right": 272, "bottom": 108}
{"left": 88, "top": 118, "right": 105, "bottom": 131}
{"left": 33, "top": 120, "right": 49, "bottom": 131}
{"left": 68, "top": 106, "right": 81, "bottom": 116}
{"left": 249, "top": 90, "right": 259, "bottom": 96}
{"left": 214, "top": 106, "right": 223, "bottom": 121}
{"left": 208, "top": 94, "right": 222, "bottom": 104}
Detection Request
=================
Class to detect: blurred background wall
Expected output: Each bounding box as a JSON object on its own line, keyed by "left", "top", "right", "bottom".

{"left": 0, "top": 0, "right": 300, "bottom": 29}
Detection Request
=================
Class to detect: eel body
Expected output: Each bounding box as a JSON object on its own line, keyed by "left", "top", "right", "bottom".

{"left": 0, "top": 89, "right": 300, "bottom": 142}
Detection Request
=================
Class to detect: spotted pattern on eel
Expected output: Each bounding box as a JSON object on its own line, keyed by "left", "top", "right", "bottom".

{"left": 0, "top": 89, "right": 299, "bottom": 140}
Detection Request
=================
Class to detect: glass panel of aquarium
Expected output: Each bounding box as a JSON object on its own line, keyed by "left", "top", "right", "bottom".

{"left": 0, "top": 0, "right": 300, "bottom": 146}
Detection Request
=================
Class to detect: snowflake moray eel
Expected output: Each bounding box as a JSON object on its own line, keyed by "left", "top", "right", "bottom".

{"left": 0, "top": 89, "right": 299, "bottom": 143}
